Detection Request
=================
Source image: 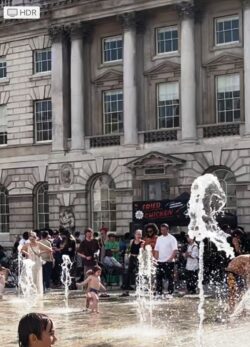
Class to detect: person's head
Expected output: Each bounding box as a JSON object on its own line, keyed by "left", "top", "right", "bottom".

{"left": 53, "top": 230, "right": 60, "bottom": 239}
{"left": 108, "top": 233, "right": 115, "bottom": 241}
{"left": 74, "top": 231, "right": 80, "bottom": 239}
{"left": 145, "top": 223, "right": 159, "bottom": 237}
{"left": 28, "top": 231, "right": 37, "bottom": 243}
{"left": 134, "top": 229, "right": 142, "bottom": 240}
{"left": 84, "top": 228, "right": 93, "bottom": 241}
{"left": 22, "top": 231, "right": 29, "bottom": 241}
{"left": 187, "top": 235, "right": 195, "bottom": 244}
{"left": 18, "top": 312, "right": 57, "bottom": 347}
{"left": 93, "top": 232, "right": 99, "bottom": 239}
{"left": 92, "top": 265, "right": 102, "bottom": 277}
{"left": 105, "top": 249, "right": 113, "bottom": 257}
{"left": 41, "top": 231, "right": 49, "bottom": 240}
{"left": 160, "top": 223, "right": 170, "bottom": 236}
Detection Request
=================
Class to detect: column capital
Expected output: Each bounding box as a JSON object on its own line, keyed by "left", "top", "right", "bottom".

{"left": 48, "top": 25, "right": 68, "bottom": 43}
{"left": 118, "top": 11, "right": 146, "bottom": 33}
{"left": 68, "top": 22, "right": 93, "bottom": 41}
{"left": 242, "top": 0, "right": 250, "bottom": 8}
{"left": 176, "top": 1, "right": 194, "bottom": 19}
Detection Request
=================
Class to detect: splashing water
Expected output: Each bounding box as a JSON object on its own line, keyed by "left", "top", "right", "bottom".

{"left": 230, "top": 288, "right": 250, "bottom": 320}
{"left": 19, "top": 258, "right": 37, "bottom": 299}
{"left": 136, "top": 245, "right": 156, "bottom": 325}
{"left": 188, "top": 174, "right": 235, "bottom": 347}
{"left": 61, "top": 255, "right": 72, "bottom": 305}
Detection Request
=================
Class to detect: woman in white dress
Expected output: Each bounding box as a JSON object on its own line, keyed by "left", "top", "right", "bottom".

{"left": 21, "top": 231, "right": 52, "bottom": 296}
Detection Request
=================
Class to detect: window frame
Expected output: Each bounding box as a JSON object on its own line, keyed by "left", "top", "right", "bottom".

{"left": 155, "top": 25, "right": 179, "bottom": 56}
{"left": 0, "top": 104, "right": 7, "bottom": 146}
{"left": 34, "top": 182, "right": 49, "bottom": 230}
{"left": 156, "top": 81, "right": 180, "bottom": 129}
{"left": 103, "top": 89, "right": 123, "bottom": 135}
{"left": 0, "top": 185, "right": 9, "bottom": 233}
{"left": 90, "top": 174, "right": 116, "bottom": 233}
{"left": 34, "top": 99, "right": 52, "bottom": 143}
{"left": 102, "top": 35, "right": 123, "bottom": 64}
{"left": 0, "top": 56, "right": 7, "bottom": 79}
{"left": 215, "top": 73, "right": 241, "bottom": 124}
{"left": 214, "top": 15, "right": 240, "bottom": 47}
{"left": 33, "top": 48, "right": 52, "bottom": 74}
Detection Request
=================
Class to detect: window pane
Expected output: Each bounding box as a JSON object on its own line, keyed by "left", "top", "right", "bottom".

{"left": 103, "top": 36, "right": 123, "bottom": 62}
{"left": 103, "top": 90, "right": 123, "bottom": 134}
{"left": 216, "top": 17, "right": 239, "bottom": 45}
{"left": 35, "top": 99, "right": 52, "bottom": 142}
{"left": 34, "top": 49, "right": 51, "bottom": 73}
{"left": 157, "top": 27, "right": 178, "bottom": 54}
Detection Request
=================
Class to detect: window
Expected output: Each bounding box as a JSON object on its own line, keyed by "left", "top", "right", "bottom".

{"left": 34, "top": 99, "right": 52, "bottom": 142}
{"left": 208, "top": 168, "right": 236, "bottom": 212}
{"left": 34, "top": 48, "right": 51, "bottom": 73}
{"left": 215, "top": 16, "right": 239, "bottom": 45}
{"left": 144, "top": 180, "right": 169, "bottom": 200}
{"left": 0, "top": 105, "right": 7, "bottom": 145}
{"left": 91, "top": 174, "right": 116, "bottom": 232}
{"left": 102, "top": 36, "right": 123, "bottom": 63}
{"left": 157, "top": 82, "right": 179, "bottom": 128}
{"left": 0, "top": 185, "right": 9, "bottom": 233}
{"left": 156, "top": 26, "right": 178, "bottom": 54}
{"left": 0, "top": 57, "right": 6, "bottom": 79}
{"left": 103, "top": 90, "right": 123, "bottom": 134}
{"left": 217, "top": 74, "right": 240, "bottom": 123}
{"left": 34, "top": 182, "right": 49, "bottom": 230}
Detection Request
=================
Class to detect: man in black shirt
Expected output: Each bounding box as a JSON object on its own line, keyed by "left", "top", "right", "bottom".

{"left": 78, "top": 228, "right": 99, "bottom": 279}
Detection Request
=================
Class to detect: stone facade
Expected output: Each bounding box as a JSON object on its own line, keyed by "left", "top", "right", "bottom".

{"left": 0, "top": 0, "right": 250, "bottom": 246}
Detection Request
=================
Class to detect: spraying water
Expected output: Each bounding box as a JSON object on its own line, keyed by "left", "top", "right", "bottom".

{"left": 61, "top": 255, "right": 73, "bottom": 305}
{"left": 136, "top": 245, "right": 156, "bottom": 325}
{"left": 19, "top": 258, "right": 37, "bottom": 299}
{"left": 188, "top": 174, "right": 235, "bottom": 346}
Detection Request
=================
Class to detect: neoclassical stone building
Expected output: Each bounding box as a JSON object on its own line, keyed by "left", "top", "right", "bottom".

{"left": 0, "top": 0, "right": 250, "bottom": 246}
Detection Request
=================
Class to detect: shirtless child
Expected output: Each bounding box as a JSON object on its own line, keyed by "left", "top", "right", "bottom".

{"left": 77, "top": 265, "right": 106, "bottom": 313}
{"left": 225, "top": 254, "right": 250, "bottom": 312}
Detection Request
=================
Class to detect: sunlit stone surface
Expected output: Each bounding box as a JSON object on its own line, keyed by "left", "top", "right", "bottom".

{"left": 0, "top": 291, "right": 250, "bottom": 347}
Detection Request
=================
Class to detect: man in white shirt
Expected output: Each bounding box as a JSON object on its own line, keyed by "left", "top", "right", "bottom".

{"left": 154, "top": 223, "right": 178, "bottom": 295}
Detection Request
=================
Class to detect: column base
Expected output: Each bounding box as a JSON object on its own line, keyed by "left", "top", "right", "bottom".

{"left": 181, "top": 137, "right": 198, "bottom": 144}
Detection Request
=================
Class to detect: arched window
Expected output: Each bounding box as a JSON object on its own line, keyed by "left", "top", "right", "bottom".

{"left": 34, "top": 182, "right": 49, "bottom": 229}
{"left": 91, "top": 174, "right": 116, "bottom": 232}
{"left": 0, "top": 185, "right": 9, "bottom": 233}
{"left": 207, "top": 167, "right": 236, "bottom": 212}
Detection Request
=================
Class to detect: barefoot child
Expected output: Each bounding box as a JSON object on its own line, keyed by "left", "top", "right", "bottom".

{"left": 0, "top": 265, "right": 9, "bottom": 299}
{"left": 78, "top": 265, "right": 106, "bottom": 313}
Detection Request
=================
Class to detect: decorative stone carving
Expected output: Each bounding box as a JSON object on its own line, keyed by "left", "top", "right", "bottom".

{"left": 59, "top": 206, "right": 75, "bottom": 231}
{"left": 68, "top": 22, "right": 93, "bottom": 41}
{"left": 48, "top": 26, "right": 68, "bottom": 43}
{"left": 118, "top": 11, "right": 146, "bottom": 32}
{"left": 60, "top": 163, "right": 74, "bottom": 187}
{"left": 176, "top": 1, "right": 194, "bottom": 18}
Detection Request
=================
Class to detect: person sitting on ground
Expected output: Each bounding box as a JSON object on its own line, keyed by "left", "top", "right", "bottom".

{"left": 225, "top": 254, "right": 250, "bottom": 312}
{"left": 18, "top": 312, "right": 57, "bottom": 347}
{"left": 102, "top": 249, "right": 123, "bottom": 276}
{"left": 77, "top": 265, "right": 106, "bottom": 313}
{"left": 0, "top": 265, "right": 9, "bottom": 299}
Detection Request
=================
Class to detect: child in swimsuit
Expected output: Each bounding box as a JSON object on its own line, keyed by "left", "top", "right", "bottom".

{"left": 78, "top": 265, "right": 106, "bottom": 313}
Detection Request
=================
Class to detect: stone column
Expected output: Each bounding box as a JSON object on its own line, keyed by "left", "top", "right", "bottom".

{"left": 120, "top": 13, "right": 138, "bottom": 146}
{"left": 243, "top": 0, "right": 250, "bottom": 135}
{"left": 49, "top": 26, "right": 69, "bottom": 152}
{"left": 178, "top": 2, "right": 197, "bottom": 142}
{"left": 70, "top": 24, "right": 85, "bottom": 151}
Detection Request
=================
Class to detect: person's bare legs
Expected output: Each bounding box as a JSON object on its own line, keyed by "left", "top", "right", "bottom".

{"left": 89, "top": 292, "right": 99, "bottom": 313}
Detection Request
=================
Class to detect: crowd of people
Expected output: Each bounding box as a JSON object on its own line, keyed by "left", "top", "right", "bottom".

{"left": 0, "top": 223, "right": 250, "bottom": 309}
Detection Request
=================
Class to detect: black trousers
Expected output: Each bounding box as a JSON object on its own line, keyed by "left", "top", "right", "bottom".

{"left": 156, "top": 262, "right": 175, "bottom": 294}
{"left": 124, "top": 256, "right": 138, "bottom": 290}
{"left": 186, "top": 269, "right": 198, "bottom": 293}
{"left": 42, "top": 261, "right": 53, "bottom": 290}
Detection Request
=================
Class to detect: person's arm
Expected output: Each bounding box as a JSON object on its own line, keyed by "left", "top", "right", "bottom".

{"left": 167, "top": 238, "right": 178, "bottom": 262}
{"left": 38, "top": 242, "right": 52, "bottom": 254}
{"left": 20, "top": 244, "right": 29, "bottom": 257}
{"left": 154, "top": 239, "right": 159, "bottom": 260}
{"left": 77, "top": 243, "right": 91, "bottom": 260}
